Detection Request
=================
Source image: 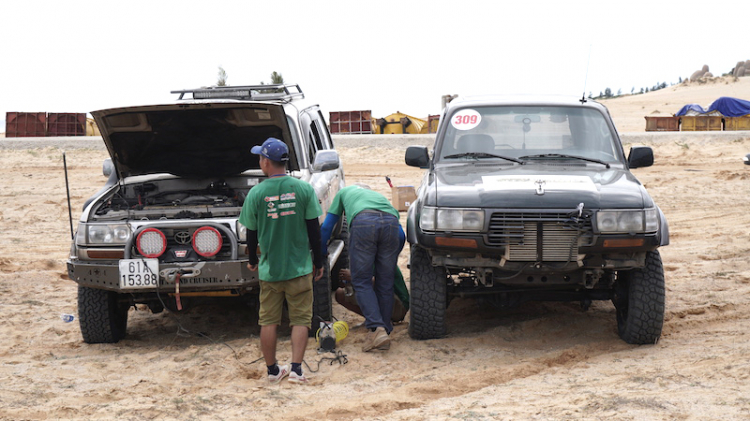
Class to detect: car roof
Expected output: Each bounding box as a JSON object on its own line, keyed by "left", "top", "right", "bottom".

{"left": 445, "top": 94, "right": 608, "bottom": 113}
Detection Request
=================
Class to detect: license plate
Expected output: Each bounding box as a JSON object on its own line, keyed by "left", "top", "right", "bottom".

{"left": 119, "top": 259, "right": 160, "bottom": 289}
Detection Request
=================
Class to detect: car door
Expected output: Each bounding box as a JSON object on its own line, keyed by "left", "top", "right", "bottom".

{"left": 300, "top": 108, "right": 342, "bottom": 217}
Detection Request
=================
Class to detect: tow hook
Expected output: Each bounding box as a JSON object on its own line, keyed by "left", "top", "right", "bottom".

{"left": 160, "top": 269, "right": 201, "bottom": 311}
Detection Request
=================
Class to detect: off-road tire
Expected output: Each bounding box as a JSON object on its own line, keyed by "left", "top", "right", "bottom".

{"left": 408, "top": 245, "right": 448, "bottom": 340}
{"left": 330, "top": 216, "right": 350, "bottom": 291}
{"left": 310, "top": 262, "right": 333, "bottom": 337}
{"left": 613, "top": 250, "right": 665, "bottom": 344}
{"left": 78, "top": 286, "right": 129, "bottom": 344}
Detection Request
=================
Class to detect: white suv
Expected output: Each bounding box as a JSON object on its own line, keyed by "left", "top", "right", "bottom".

{"left": 67, "top": 84, "right": 347, "bottom": 343}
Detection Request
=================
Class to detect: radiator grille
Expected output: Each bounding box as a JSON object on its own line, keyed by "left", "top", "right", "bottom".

{"left": 488, "top": 212, "right": 591, "bottom": 262}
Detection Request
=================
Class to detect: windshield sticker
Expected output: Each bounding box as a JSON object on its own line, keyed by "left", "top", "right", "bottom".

{"left": 481, "top": 175, "right": 597, "bottom": 192}
{"left": 451, "top": 109, "right": 481, "bottom": 130}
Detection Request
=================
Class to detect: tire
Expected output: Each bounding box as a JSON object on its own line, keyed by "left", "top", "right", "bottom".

{"left": 310, "top": 262, "right": 333, "bottom": 337}
{"left": 408, "top": 245, "right": 448, "bottom": 340}
{"left": 613, "top": 250, "right": 665, "bottom": 344}
{"left": 330, "top": 216, "right": 350, "bottom": 292}
{"left": 77, "top": 286, "right": 129, "bottom": 344}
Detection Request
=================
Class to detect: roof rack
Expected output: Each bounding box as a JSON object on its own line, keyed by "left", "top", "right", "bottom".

{"left": 170, "top": 84, "right": 304, "bottom": 101}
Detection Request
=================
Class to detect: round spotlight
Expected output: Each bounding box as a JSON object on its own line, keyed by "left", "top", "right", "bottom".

{"left": 193, "top": 226, "right": 223, "bottom": 257}
{"left": 136, "top": 228, "right": 167, "bottom": 258}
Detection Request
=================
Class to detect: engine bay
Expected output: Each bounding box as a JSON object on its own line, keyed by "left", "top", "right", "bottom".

{"left": 92, "top": 176, "right": 258, "bottom": 221}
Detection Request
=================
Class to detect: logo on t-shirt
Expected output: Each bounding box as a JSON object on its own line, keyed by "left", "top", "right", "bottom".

{"left": 265, "top": 192, "right": 297, "bottom": 219}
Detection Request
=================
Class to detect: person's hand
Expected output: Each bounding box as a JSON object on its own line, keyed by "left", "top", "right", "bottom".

{"left": 338, "top": 268, "right": 351, "bottom": 281}
{"left": 247, "top": 263, "right": 258, "bottom": 272}
{"left": 314, "top": 266, "right": 324, "bottom": 281}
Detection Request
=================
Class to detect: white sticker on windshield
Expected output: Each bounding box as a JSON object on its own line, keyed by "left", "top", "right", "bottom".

{"left": 451, "top": 109, "right": 481, "bottom": 130}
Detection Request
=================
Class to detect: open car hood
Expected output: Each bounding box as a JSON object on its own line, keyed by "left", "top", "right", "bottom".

{"left": 92, "top": 102, "right": 299, "bottom": 178}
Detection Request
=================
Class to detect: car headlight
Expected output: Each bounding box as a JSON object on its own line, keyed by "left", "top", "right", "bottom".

{"left": 236, "top": 222, "right": 247, "bottom": 242}
{"left": 596, "top": 209, "right": 658, "bottom": 233}
{"left": 420, "top": 207, "right": 484, "bottom": 232}
{"left": 77, "top": 223, "right": 131, "bottom": 245}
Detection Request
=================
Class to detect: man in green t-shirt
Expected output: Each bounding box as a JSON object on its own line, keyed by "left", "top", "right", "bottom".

{"left": 239, "top": 137, "right": 323, "bottom": 385}
{"left": 320, "top": 184, "right": 405, "bottom": 352}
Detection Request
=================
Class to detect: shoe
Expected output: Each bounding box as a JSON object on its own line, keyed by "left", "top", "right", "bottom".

{"left": 288, "top": 370, "right": 309, "bottom": 384}
{"left": 362, "top": 327, "right": 390, "bottom": 352}
{"left": 268, "top": 364, "right": 289, "bottom": 384}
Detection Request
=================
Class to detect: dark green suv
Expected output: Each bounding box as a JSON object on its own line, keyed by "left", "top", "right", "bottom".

{"left": 405, "top": 95, "right": 669, "bottom": 344}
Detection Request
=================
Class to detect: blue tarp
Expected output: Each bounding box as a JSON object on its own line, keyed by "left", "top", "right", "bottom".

{"left": 675, "top": 97, "right": 750, "bottom": 117}
{"left": 706, "top": 97, "right": 750, "bottom": 117}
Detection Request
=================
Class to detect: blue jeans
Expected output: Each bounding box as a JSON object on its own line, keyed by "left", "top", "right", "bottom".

{"left": 349, "top": 211, "right": 403, "bottom": 334}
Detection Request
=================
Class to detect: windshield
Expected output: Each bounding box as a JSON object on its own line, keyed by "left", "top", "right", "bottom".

{"left": 438, "top": 106, "right": 622, "bottom": 164}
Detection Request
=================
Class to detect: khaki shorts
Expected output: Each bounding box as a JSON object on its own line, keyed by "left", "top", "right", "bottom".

{"left": 258, "top": 273, "right": 313, "bottom": 327}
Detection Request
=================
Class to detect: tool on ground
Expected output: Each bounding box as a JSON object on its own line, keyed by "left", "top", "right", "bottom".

{"left": 316, "top": 320, "right": 349, "bottom": 352}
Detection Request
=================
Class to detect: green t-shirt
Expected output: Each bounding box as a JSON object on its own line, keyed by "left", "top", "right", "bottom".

{"left": 328, "top": 185, "right": 399, "bottom": 221}
{"left": 239, "top": 176, "right": 322, "bottom": 282}
{"left": 394, "top": 266, "right": 409, "bottom": 310}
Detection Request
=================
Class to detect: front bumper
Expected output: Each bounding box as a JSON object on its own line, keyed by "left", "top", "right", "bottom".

{"left": 67, "top": 259, "right": 256, "bottom": 293}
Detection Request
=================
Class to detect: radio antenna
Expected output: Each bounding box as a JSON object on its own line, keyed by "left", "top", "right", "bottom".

{"left": 581, "top": 45, "right": 592, "bottom": 103}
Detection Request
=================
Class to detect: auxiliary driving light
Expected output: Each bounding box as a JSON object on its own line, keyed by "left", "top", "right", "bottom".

{"left": 136, "top": 228, "right": 167, "bottom": 258}
{"left": 193, "top": 226, "right": 223, "bottom": 257}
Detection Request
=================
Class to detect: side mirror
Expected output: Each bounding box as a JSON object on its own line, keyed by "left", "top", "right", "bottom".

{"left": 102, "top": 158, "right": 114, "bottom": 177}
{"left": 312, "top": 150, "right": 341, "bottom": 172}
{"left": 628, "top": 146, "right": 654, "bottom": 168}
{"left": 405, "top": 145, "right": 430, "bottom": 169}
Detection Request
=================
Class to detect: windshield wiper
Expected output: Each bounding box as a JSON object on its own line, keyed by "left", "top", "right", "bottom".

{"left": 444, "top": 152, "right": 524, "bottom": 164}
{"left": 518, "top": 153, "right": 610, "bottom": 168}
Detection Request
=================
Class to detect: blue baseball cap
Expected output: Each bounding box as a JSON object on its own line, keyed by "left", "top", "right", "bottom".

{"left": 251, "top": 137, "right": 289, "bottom": 162}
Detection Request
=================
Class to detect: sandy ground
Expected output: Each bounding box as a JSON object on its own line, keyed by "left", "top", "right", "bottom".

{"left": 2, "top": 80, "right": 750, "bottom": 420}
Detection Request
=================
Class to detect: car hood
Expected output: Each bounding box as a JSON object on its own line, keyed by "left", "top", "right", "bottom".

{"left": 92, "top": 102, "right": 297, "bottom": 178}
{"left": 428, "top": 162, "right": 653, "bottom": 210}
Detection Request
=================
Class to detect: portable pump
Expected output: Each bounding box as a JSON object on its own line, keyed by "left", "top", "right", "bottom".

{"left": 317, "top": 321, "right": 337, "bottom": 352}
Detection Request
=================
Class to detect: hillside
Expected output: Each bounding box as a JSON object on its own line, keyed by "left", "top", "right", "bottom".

{"left": 600, "top": 76, "right": 750, "bottom": 132}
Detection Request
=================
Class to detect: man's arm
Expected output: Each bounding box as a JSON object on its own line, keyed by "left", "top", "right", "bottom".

{"left": 306, "top": 218, "right": 325, "bottom": 280}
{"left": 246, "top": 229, "right": 259, "bottom": 271}
{"left": 320, "top": 212, "right": 340, "bottom": 256}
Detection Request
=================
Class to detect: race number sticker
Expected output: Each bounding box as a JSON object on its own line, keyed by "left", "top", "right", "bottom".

{"left": 451, "top": 109, "right": 481, "bottom": 130}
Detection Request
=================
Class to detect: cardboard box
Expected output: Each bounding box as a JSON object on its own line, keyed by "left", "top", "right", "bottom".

{"left": 391, "top": 186, "right": 417, "bottom": 211}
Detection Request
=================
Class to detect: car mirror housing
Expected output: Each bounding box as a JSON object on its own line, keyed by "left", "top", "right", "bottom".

{"left": 312, "top": 149, "right": 340, "bottom": 172}
{"left": 628, "top": 146, "right": 654, "bottom": 168}
{"left": 102, "top": 158, "right": 114, "bottom": 177}
{"left": 405, "top": 146, "right": 430, "bottom": 168}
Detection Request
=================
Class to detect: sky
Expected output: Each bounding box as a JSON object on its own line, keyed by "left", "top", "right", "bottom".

{"left": 1, "top": 0, "right": 748, "bottom": 130}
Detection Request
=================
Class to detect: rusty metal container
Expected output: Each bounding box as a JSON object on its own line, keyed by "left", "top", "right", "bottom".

{"left": 680, "top": 116, "right": 722, "bottom": 131}
{"left": 5, "top": 112, "right": 47, "bottom": 137}
{"left": 644, "top": 116, "right": 679, "bottom": 131}
{"left": 723, "top": 116, "right": 750, "bottom": 131}
{"left": 47, "top": 113, "right": 86, "bottom": 136}
{"left": 428, "top": 115, "right": 440, "bottom": 133}
{"left": 329, "top": 110, "right": 373, "bottom": 134}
